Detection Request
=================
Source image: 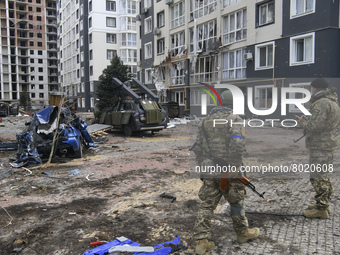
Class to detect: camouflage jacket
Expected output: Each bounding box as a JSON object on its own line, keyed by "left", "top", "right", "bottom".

{"left": 297, "top": 88, "right": 340, "bottom": 151}
{"left": 193, "top": 110, "right": 245, "bottom": 170}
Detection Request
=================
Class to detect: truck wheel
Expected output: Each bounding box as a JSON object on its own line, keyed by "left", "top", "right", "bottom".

{"left": 123, "top": 125, "right": 133, "bottom": 136}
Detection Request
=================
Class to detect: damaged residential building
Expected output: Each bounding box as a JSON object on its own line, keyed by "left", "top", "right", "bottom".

{"left": 137, "top": 0, "right": 340, "bottom": 119}
{"left": 0, "top": 0, "right": 58, "bottom": 108}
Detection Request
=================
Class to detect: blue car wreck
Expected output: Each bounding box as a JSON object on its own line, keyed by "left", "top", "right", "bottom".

{"left": 15, "top": 106, "right": 94, "bottom": 167}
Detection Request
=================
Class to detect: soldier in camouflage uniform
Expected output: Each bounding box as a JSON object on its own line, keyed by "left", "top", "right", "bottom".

{"left": 296, "top": 78, "right": 340, "bottom": 219}
{"left": 192, "top": 90, "right": 259, "bottom": 255}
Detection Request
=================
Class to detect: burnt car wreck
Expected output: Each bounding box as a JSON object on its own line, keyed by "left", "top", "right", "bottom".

{"left": 14, "top": 106, "right": 94, "bottom": 167}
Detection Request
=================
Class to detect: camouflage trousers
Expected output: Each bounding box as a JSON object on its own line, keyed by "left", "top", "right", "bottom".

{"left": 309, "top": 150, "right": 334, "bottom": 210}
{"left": 193, "top": 178, "right": 248, "bottom": 240}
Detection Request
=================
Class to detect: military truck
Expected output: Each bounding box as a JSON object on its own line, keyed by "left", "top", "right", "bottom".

{"left": 99, "top": 78, "right": 168, "bottom": 136}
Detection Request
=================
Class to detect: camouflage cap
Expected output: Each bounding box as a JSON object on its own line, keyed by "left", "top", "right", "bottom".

{"left": 311, "top": 78, "right": 329, "bottom": 89}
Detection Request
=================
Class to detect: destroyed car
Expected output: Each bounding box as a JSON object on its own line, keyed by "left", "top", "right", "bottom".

{"left": 15, "top": 106, "right": 94, "bottom": 167}
{"left": 0, "top": 102, "right": 19, "bottom": 117}
{"left": 99, "top": 78, "right": 168, "bottom": 136}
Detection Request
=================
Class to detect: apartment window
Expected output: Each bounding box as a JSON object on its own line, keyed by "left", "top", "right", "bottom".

{"left": 37, "top": 16, "right": 41, "bottom": 21}
{"left": 39, "top": 85, "right": 44, "bottom": 90}
{"left": 31, "top": 93, "right": 35, "bottom": 98}
{"left": 145, "top": 42, "right": 152, "bottom": 59}
{"left": 223, "top": 0, "right": 243, "bottom": 8}
{"left": 255, "top": 41, "right": 274, "bottom": 70}
{"left": 157, "top": 11, "right": 165, "bottom": 28}
{"left": 90, "top": 66, "right": 93, "bottom": 76}
{"left": 90, "top": 82, "right": 94, "bottom": 92}
{"left": 289, "top": 83, "right": 311, "bottom": 113}
{"left": 144, "top": 0, "right": 152, "bottom": 9}
{"left": 29, "top": 6, "right": 33, "bottom": 11}
{"left": 106, "top": 17, "right": 116, "bottom": 27}
{"left": 30, "top": 59, "right": 34, "bottom": 64}
{"left": 89, "top": 1, "right": 92, "bottom": 12}
{"left": 121, "top": 33, "right": 137, "bottom": 46}
{"left": 257, "top": 1, "right": 274, "bottom": 26}
{"left": 157, "top": 38, "right": 165, "bottom": 55}
{"left": 107, "top": 33, "right": 117, "bottom": 43}
{"left": 30, "top": 41, "right": 34, "bottom": 46}
{"left": 31, "top": 67, "right": 34, "bottom": 72}
{"left": 39, "top": 93, "right": 44, "bottom": 98}
{"left": 145, "top": 17, "right": 152, "bottom": 34}
{"left": 90, "top": 50, "right": 93, "bottom": 60}
{"left": 290, "top": 0, "right": 314, "bottom": 18}
{"left": 37, "top": 33, "right": 42, "bottom": 38}
{"left": 222, "top": 9, "right": 247, "bottom": 45}
{"left": 190, "top": 0, "right": 216, "bottom": 20}
{"left": 171, "top": 31, "right": 185, "bottom": 57}
{"left": 30, "top": 32, "right": 34, "bottom": 37}
{"left": 38, "top": 67, "right": 43, "bottom": 72}
{"left": 82, "top": 98, "right": 85, "bottom": 108}
{"left": 37, "top": 7, "right": 41, "bottom": 12}
{"left": 127, "top": 0, "right": 136, "bottom": 14}
{"left": 255, "top": 85, "right": 274, "bottom": 109}
{"left": 222, "top": 48, "right": 246, "bottom": 80}
{"left": 120, "top": 49, "right": 137, "bottom": 62}
{"left": 172, "top": 91, "right": 185, "bottom": 105}
{"left": 189, "top": 20, "right": 216, "bottom": 53}
{"left": 107, "top": 49, "right": 117, "bottom": 60}
{"left": 30, "top": 50, "right": 34, "bottom": 54}
{"left": 38, "top": 59, "right": 43, "bottom": 64}
{"left": 171, "top": 1, "right": 185, "bottom": 28}
{"left": 106, "top": 0, "right": 116, "bottom": 11}
{"left": 38, "top": 42, "right": 42, "bottom": 47}
{"left": 36, "top": 0, "right": 41, "bottom": 3}
{"left": 89, "top": 17, "right": 92, "bottom": 27}
{"left": 121, "top": 17, "right": 136, "bottom": 31}
{"left": 290, "top": 32, "right": 314, "bottom": 66}
{"left": 171, "top": 62, "right": 185, "bottom": 85}
{"left": 145, "top": 69, "right": 152, "bottom": 84}
{"left": 190, "top": 90, "right": 202, "bottom": 105}
{"left": 29, "top": 15, "right": 33, "bottom": 20}
{"left": 191, "top": 55, "right": 218, "bottom": 83}
{"left": 39, "top": 76, "right": 43, "bottom": 81}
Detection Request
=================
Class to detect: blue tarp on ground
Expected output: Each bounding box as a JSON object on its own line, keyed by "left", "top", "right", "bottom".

{"left": 83, "top": 236, "right": 182, "bottom": 255}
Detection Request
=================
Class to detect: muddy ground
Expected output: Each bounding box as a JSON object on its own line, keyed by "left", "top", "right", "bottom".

{"left": 0, "top": 116, "right": 336, "bottom": 254}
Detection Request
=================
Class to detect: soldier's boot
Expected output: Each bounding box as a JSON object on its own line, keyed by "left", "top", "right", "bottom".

{"left": 194, "top": 238, "right": 215, "bottom": 255}
{"left": 307, "top": 204, "right": 330, "bottom": 214}
{"left": 236, "top": 228, "right": 260, "bottom": 244}
{"left": 303, "top": 208, "right": 329, "bottom": 219}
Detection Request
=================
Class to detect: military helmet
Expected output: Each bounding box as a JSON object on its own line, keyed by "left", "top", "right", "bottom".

{"left": 311, "top": 78, "right": 329, "bottom": 89}
{"left": 220, "top": 90, "right": 233, "bottom": 108}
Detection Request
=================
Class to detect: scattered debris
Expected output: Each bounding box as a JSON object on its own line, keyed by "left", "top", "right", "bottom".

{"left": 160, "top": 192, "right": 176, "bottom": 203}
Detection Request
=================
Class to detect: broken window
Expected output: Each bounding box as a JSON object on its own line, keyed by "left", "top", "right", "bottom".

{"left": 189, "top": 19, "right": 217, "bottom": 52}
{"left": 191, "top": 55, "right": 218, "bottom": 83}
{"left": 170, "top": 31, "right": 185, "bottom": 57}
{"left": 190, "top": 0, "right": 217, "bottom": 20}
{"left": 171, "top": 62, "right": 185, "bottom": 85}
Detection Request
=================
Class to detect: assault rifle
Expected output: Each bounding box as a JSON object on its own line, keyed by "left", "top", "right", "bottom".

{"left": 293, "top": 131, "right": 306, "bottom": 143}
{"left": 190, "top": 142, "right": 265, "bottom": 199}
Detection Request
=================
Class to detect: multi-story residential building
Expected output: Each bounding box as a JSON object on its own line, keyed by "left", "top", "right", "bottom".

{"left": 0, "top": 0, "right": 58, "bottom": 108}
{"left": 57, "top": 0, "right": 138, "bottom": 112}
{"left": 137, "top": 0, "right": 340, "bottom": 119}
